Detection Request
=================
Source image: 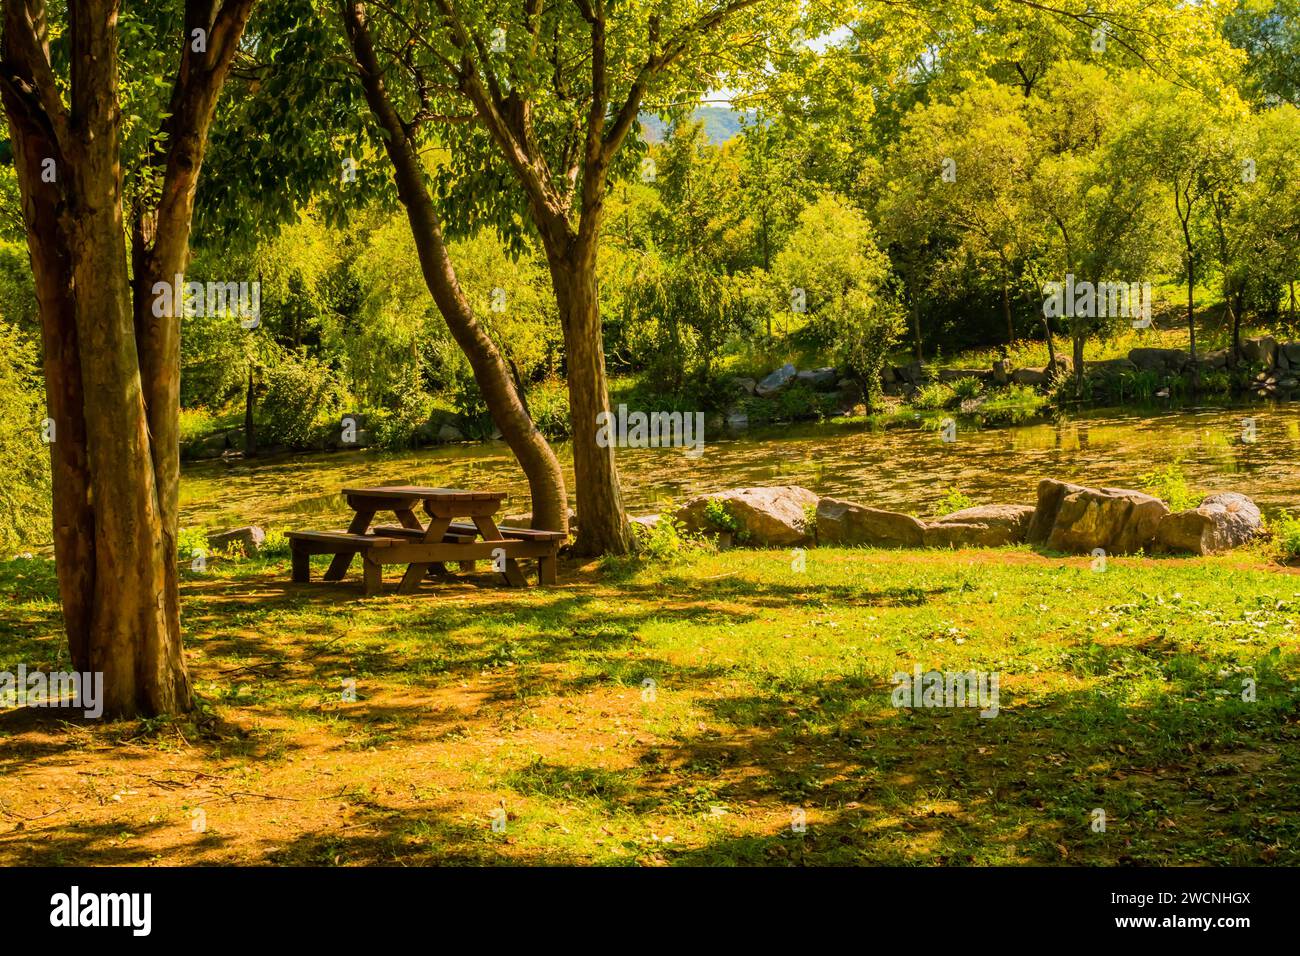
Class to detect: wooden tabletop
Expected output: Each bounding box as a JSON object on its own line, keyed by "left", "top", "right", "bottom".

{"left": 343, "top": 486, "right": 506, "bottom": 502}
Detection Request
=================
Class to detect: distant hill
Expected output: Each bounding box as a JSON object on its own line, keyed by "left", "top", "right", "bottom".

{"left": 639, "top": 107, "right": 754, "bottom": 145}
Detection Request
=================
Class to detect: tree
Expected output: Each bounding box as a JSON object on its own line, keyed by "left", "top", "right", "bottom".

{"left": 347, "top": 0, "right": 802, "bottom": 555}
{"left": 338, "top": 1, "right": 568, "bottom": 534}
{"left": 772, "top": 195, "right": 903, "bottom": 405}
{"left": 1131, "top": 80, "right": 1245, "bottom": 362}
{"left": 1027, "top": 64, "right": 1174, "bottom": 391}
{"left": 0, "top": 0, "right": 255, "bottom": 716}
{"left": 882, "top": 81, "right": 1040, "bottom": 352}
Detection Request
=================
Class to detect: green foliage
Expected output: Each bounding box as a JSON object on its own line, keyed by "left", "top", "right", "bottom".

{"left": 527, "top": 379, "right": 572, "bottom": 441}
{"left": 950, "top": 376, "right": 984, "bottom": 401}
{"left": 0, "top": 321, "right": 49, "bottom": 552}
{"left": 259, "top": 352, "right": 343, "bottom": 448}
{"left": 773, "top": 195, "right": 903, "bottom": 400}
{"left": 1138, "top": 462, "right": 1200, "bottom": 512}
{"left": 939, "top": 488, "right": 975, "bottom": 514}
{"left": 912, "top": 381, "right": 956, "bottom": 411}
{"left": 1268, "top": 511, "right": 1300, "bottom": 562}
{"left": 628, "top": 515, "right": 712, "bottom": 564}
{"left": 702, "top": 500, "right": 741, "bottom": 534}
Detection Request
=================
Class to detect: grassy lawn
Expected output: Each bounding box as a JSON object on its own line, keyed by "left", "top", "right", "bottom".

{"left": 1, "top": 545, "right": 1298, "bottom": 866}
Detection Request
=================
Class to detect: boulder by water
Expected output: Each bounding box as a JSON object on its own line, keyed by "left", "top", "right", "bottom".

{"left": 207, "top": 526, "right": 266, "bottom": 555}
{"left": 1155, "top": 492, "right": 1262, "bottom": 555}
{"left": 755, "top": 364, "right": 798, "bottom": 398}
{"left": 815, "top": 498, "right": 926, "bottom": 547}
{"left": 675, "top": 486, "right": 818, "bottom": 546}
{"left": 923, "top": 504, "right": 1036, "bottom": 548}
{"left": 1028, "top": 479, "right": 1168, "bottom": 554}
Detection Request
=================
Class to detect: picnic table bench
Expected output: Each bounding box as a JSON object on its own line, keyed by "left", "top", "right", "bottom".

{"left": 287, "top": 486, "right": 564, "bottom": 596}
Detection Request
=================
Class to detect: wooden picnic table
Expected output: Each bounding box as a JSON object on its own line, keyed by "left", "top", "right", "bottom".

{"left": 287, "top": 486, "right": 563, "bottom": 596}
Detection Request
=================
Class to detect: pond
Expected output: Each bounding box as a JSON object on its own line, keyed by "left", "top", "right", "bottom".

{"left": 179, "top": 402, "right": 1300, "bottom": 531}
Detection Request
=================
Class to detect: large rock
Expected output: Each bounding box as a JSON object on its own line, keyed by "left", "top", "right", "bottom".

{"left": 437, "top": 423, "right": 465, "bottom": 442}
{"left": 1086, "top": 357, "right": 1138, "bottom": 375}
{"left": 1011, "top": 367, "right": 1048, "bottom": 387}
{"left": 732, "top": 377, "right": 757, "bottom": 396}
{"left": 796, "top": 367, "right": 839, "bottom": 391}
{"left": 755, "top": 363, "right": 798, "bottom": 398}
{"left": 1155, "top": 492, "right": 1262, "bottom": 555}
{"left": 816, "top": 498, "right": 926, "bottom": 547}
{"left": 1129, "top": 347, "right": 1190, "bottom": 372}
{"left": 1030, "top": 479, "right": 1169, "bottom": 554}
{"left": 1241, "top": 336, "right": 1277, "bottom": 367}
{"left": 207, "top": 526, "right": 266, "bottom": 555}
{"left": 675, "top": 486, "right": 818, "bottom": 546}
{"left": 923, "top": 504, "right": 1036, "bottom": 548}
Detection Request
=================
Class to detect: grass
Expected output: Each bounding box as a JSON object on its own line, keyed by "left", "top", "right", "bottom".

{"left": 0, "top": 544, "right": 1298, "bottom": 866}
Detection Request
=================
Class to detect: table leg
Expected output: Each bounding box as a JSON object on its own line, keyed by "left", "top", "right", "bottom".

{"left": 399, "top": 516, "right": 452, "bottom": 595}
{"left": 362, "top": 554, "right": 383, "bottom": 597}
{"left": 291, "top": 544, "right": 310, "bottom": 583}
{"left": 470, "top": 514, "right": 527, "bottom": 587}
{"left": 538, "top": 553, "right": 557, "bottom": 586}
{"left": 325, "top": 509, "right": 374, "bottom": 581}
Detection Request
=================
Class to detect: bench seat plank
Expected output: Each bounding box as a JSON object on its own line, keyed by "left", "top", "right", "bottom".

{"left": 444, "top": 521, "right": 566, "bottom": 542}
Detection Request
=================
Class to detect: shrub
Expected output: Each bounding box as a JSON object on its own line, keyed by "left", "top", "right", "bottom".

{"left": 1137, "top": 462, "right": 1199, "bottom": 512}
{"left": 260, "top": 353, "right": 343, "bottom": 447}
{"left": 629, "top": 515, "right": 712, "bottom": 563}
{"left": 1269, "top": 511, "right": 1300, "bottom": 562}
{"left": 912, "top": 381, "right": 956, "bottom": 410}
{"left": 703, "top": 500, "right": 741, "bottom": 534}
{"left": 0, "top": 321, "right": 51, "bottom": 551}
{"left": 939, "top": 487, "right": 974, "bottom": 514}
{"left": 528, "top": 379, "right": 572, "bottom": 441}
{"left": 950, "top": 376, "right": 983, "bottom": 401}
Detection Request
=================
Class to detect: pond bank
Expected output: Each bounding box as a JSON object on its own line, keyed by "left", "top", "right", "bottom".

{"left": 178, "top": 401, "right": 1300, "bottom": 534}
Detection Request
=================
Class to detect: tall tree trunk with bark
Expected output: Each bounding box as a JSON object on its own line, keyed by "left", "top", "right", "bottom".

{"left": 341, "top": 2, "right": 567, "bottom": 533}
{"left": 540, "top": 235, "right": 631, "bottom": 554}
{"left": 0, "top": 0, "right": 254, "bottom": 716}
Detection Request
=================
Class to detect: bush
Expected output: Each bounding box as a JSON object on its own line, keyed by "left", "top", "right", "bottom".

{"left": 1269, "top": 511, "right": 1300, "bottom": 562}
{"left": 0, "top": 321, "right": 51, "bottom": 551}
{"left": 629, "top": 514, "right": 712, "bottom": 563}
{"left": 528, "top": 379, "right": 572, "bottom": 441}
{"left": 703, "top": 500, "right": 740, "bottom": 534}
{"left": 259, "top": 353, "right": 343, "bottom": 447}
{"left": 1137, "top": 462, "right": 1199, "bottom": 512}
{"left": 939, "top": 487, "right": 974, "bottom": 514}
{"left": 912, "top": 381, "right": 956, "bottom": 410}
{"left": 950, "top": 376, "right": 983, "bottom": 401}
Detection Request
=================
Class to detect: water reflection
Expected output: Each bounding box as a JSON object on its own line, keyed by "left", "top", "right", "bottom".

{"left": 180, "top": 403, "right": 1300, "bottom": 528}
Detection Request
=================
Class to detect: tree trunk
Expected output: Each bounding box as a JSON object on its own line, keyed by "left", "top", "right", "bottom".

{"left": 0, "top": 25, "right": 94, "bottom": 672}
{"left": 911, "top": 295, "right": 923, "bottom": 362}
{"left": 1041, "top": 316, "right": 1057, "bottom": 374}
{"left": 341, "top": 1, "right": 567, "bottom": 533}
{"left": 1, "top": 0, "right": 256, "bottom": 716}
{"left": 67, "top": 0, "right": 190, "bottom": 716}
{"left": 544, "top": 241, "right": 633, "bottom": 555}
{"left": 1002, "top": 278, "right": 1014, "bottom": 349}
{"left": 244, "top": 362, "right": 256, "bottom": 456}
{"left": 1072, "top": 333, "right": 1086, "bottom": 396}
